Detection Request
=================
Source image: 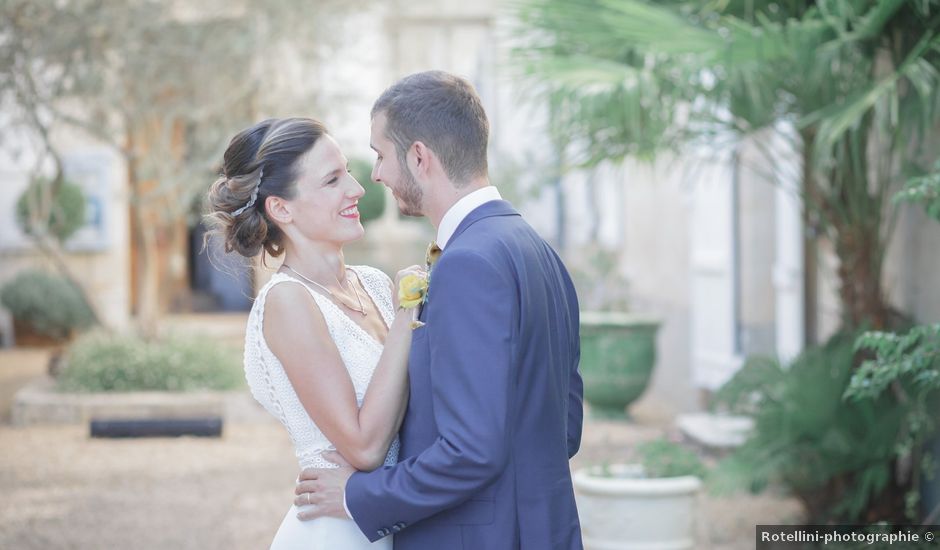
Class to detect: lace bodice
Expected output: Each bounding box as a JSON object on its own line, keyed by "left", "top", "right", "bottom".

{"left": 243, "top": 265, "right": 400, "bottom": 469}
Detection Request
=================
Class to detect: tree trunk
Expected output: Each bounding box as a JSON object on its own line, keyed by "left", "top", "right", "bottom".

{"left": 795, "top": 127, "right": 900, "bottom": 524}
{"left": 803, "top": 121, "right": 893, "bottom": 333}
{"left": 832, "top": 222, "right": 890, "bottom": 331}
{"left": 829, "top": 126, "right": 892, "bottom": 332}
{"left": 131, "top": 199, "right": 161, "bottom": 339}
{"left": 127, "top": 132, "right": 160, "bottom": 339}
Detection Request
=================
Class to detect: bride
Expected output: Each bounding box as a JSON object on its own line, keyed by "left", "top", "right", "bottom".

{"left": 205, "top": 117, "right": 418, "bottom": 549}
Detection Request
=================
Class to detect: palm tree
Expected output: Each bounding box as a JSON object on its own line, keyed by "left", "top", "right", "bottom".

{"left": 512, "top": 0, "right": 940, "bottom": 523}
{"left": 511, "top": 0, "right": 940, "bottom": 332}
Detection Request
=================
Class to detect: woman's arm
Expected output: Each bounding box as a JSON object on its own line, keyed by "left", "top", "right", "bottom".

{"left": 263, "top": 275, "right": 413, "bottom": 472}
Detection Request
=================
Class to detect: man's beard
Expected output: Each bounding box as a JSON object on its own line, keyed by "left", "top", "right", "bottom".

{"left": 396, "top": 165, "right": 424, "bottom": 217}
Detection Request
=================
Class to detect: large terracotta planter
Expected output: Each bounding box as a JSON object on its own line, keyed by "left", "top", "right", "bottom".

{"left": 574, "top": 464, "right": 701, "bottom": 550}
{"left": 580, "top": 312, "right": 660, "bottom": 418}
{"left": 13, "top": 319, "right": 70, "bottom": 348}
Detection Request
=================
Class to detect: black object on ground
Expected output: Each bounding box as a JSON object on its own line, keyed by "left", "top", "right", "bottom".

{"left": 90, "top": 417, "right": 223, "bottom": 438}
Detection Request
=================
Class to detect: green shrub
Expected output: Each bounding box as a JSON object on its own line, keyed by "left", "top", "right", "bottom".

{"left": 895, "top": 160, "right": 940, "bottom": 223}
{"left": 846, "top": 324, "right": 940, "bottom": 520}
{"left": 636, "top": 438, "right": 706, "bottom": 479}
{"left": 0, "top": 270, "right": 96, "bottom": 340}
{"left": 58, "top": 331, "right": 244, "bottom": 392}
{"left": 349, "top": 157, "right": 385, "bottom": 223}
{"left": 16, "top": 177, "right": 86, "bottom": 242}
{"left": 712, "top": 333, "right": 907, "bottom": 522}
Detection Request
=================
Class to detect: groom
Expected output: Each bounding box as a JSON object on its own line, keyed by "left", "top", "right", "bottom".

{"left": 295, "top": 70, "right": 584, "bottom": 549}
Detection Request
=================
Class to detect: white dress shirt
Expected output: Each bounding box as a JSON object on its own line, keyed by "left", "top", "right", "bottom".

{"left": 435, "top": 186, "right": 503, "bottom": 249}
{"left": 341, "top": 186, "right": 502, "bottom": 521}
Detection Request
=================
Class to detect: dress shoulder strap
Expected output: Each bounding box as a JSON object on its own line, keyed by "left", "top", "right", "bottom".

{"left": 254, "top": 272, "right": 335, "bottom": 325}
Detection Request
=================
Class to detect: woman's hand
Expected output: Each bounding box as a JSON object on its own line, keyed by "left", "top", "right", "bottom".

{"left": 393, "top": 265, "right": 426, "bottom": 310}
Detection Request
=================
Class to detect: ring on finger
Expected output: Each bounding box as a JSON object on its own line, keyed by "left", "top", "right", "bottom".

{"left": 305, "top": 493, "right": 311, "bottom": 506}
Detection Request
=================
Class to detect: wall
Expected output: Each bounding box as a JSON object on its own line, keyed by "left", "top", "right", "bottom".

{"left": 886, "top": 203, "right": 940, "bottom": 323}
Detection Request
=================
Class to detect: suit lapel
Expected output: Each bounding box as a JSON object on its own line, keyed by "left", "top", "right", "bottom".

{"left": 419, "top": 200, "right": 518, "bottom": 322}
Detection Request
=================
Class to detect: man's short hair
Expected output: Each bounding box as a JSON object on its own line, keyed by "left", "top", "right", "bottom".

{"left": 372, "top": 70, "right": 489, "bottom": 185}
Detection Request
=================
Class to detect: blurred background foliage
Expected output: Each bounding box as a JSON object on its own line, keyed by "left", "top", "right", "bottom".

{"left": 348, "top": 157, "right": 387, "bottom": 224}
{"left": 58, "top": 331, "right": 243, "bottom": 392}
{"left": 0, "top": 269, "right": 97, "bottom": 342}
{"left": 513, "top": 0, "right": 940, "bottom": 524}
{"left": 513, "top": 0, "right": 940, "bottom": 331}
{"left": 1, "top": 0, "right": 361, "bottom": 334}
{"left": 15, "top": 177, "right": 86, "bottom": 244}
{"left": 712, "top": 332, "right": 908, "bottom": 522}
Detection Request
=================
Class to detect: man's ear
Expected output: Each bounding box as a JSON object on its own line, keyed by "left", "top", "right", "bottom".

{"left": 265, "top": 195, "right": 291, "bottom": 224}
{"left": 409, "top": 141, "right": 433, "bottom": 179}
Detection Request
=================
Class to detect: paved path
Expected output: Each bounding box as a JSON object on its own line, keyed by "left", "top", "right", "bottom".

{"left": 0, "top": 329, "right": 801, "bottom": 549}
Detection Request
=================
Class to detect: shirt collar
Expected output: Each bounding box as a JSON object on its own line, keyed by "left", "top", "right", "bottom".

{"left": 436, "top": 186, "right": 502, "bottom": 249}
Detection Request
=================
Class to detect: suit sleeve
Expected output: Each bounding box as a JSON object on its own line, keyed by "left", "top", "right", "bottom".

{"left": 345, "top": 250, "right": 515, "bottom": 541}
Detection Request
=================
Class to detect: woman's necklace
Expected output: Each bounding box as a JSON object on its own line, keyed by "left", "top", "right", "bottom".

{"left": 281, "top": 264, "right": 367, "bottom": 316}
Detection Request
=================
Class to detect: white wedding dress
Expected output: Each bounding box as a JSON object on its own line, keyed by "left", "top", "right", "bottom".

{"left": 243, "top": 266, "right": 398, "bottom": 550}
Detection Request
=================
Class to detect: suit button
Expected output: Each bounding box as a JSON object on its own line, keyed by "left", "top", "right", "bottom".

{"left": 377, "top": 530, "right": 385, "bottom": 537}
{"left": 396, "top": 522, "right": 406, "bottom": 529}
{"left": 392, "top": 525, "right": 401, "bottom": 533}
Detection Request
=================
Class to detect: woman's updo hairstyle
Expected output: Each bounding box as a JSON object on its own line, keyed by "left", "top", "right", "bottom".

{"left": 205, "top": 117, "right": 327, "bottom": 258}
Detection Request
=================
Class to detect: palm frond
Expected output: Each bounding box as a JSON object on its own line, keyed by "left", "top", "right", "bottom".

{"left": 804, "top": 31, "right": 940, "bottom": 158}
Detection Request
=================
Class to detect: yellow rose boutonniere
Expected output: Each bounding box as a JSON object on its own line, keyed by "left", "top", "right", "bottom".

{"left": 398, "top": 273, "right": 429, "bottom": 329}
{"left": 399, "top": 274, "right": 428, "bottom": 309}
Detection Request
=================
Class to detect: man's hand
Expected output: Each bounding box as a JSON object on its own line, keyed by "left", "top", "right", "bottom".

{"left": 294, "top": 451, "right": 356, "bottom": 521}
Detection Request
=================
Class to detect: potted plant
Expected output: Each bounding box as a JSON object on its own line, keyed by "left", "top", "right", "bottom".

{"left": 573, "top": 246, "right": 661, "bottom": 418}
{"left": 12, "top": 330, "right": 244, "bottom": 428}
{"left": 574, "top": 438, "right": 705, "bottom": 549}
{"left": 580, "top": 312, "right": 660, "bottom": 418}
{"left": 0, "top": 269, "right": 96, "bottom": 347}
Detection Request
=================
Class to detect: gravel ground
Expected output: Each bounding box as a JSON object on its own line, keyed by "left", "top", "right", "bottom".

{"left": 0, "top": 342, "right": 802, "bottom": 549}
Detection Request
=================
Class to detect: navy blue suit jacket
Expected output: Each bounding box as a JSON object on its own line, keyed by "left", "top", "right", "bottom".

{"left": 346, "top": 200, "right": 584, "bottom": 550}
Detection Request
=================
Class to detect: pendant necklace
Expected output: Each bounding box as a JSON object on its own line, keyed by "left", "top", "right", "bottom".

{"left": 282, "top": 264, "right": 367, "bottom": 316}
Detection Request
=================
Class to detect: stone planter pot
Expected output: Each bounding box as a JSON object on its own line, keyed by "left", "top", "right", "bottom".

{"left": 11, "top": 376, "right": 227, "bottom": 426}
{"left": 12, "top": 319, "right": 70, "bottom": 348}
{"left": 574, "top": 464, "right": 701, "bottom": 550}
{"left": 580, "top": 312, "right": 660, "bottom": 418}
